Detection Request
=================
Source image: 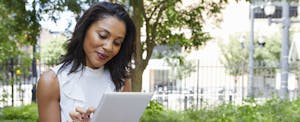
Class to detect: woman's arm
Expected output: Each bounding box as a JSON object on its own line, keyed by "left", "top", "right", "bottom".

{"left": 122, "top": 79, "right": 131, "bottom": 92}
{"left": 37, "top": 70, "right": 61, "bottom": 122}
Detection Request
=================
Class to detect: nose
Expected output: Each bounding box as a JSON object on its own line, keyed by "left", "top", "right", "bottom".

{"left": 103, "top": 39, "right": 113, "bottom": 52}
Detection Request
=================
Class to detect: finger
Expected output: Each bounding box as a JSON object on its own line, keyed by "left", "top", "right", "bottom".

{"left": 75, "top": 106, "right": 90, "bottom": 120}
{"left": 84, "top": 107, "right": 96, "bottom": 119}
{"left": 69, "top": 111, "right": 82, "bottom": 120}
{"left": 86, "top": 107, "right": 96, "bottom": 115}
{"left": 75, "top": 106, "right": 87, "bottom": 114}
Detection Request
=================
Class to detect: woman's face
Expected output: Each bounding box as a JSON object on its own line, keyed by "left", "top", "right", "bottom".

{"left": 84, "top": 16, "right": 126, "bottom": 69}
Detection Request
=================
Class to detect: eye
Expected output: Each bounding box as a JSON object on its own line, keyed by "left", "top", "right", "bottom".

{"left": 98, "top": 33, "right": 107, "bottom": 39}
{"left": 113, "top": 40, "right": 122, "bottom": 46}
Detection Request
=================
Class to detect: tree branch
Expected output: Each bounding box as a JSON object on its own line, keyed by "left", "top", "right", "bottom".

{"left": 141, "top": 1, "right": 148, "bottom": 23}
{"left": 141, "top": 0, "right": 150, "bottom": 45}
{"left": 143, "top": 1, "right": 171, "bottom": 69}
{"left": 143, "top": 38, "right": 155, "bottom": 70}
{"left": 148, "top": 1, "right": 168, "bottom": 21}
{"left": 150, "top": 1, "right": 169, "bottom": 44}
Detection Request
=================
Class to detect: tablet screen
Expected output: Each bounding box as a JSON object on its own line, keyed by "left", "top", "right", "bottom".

{"left": 91, "top": 92, "right": 153, "bottom": 122}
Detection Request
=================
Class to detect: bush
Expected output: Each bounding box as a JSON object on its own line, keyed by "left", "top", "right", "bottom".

{"left": 0, "top": 103, "right": 38, "bottom": 121}
{"left": 1, "top": 98, "right": 300, "bottom": 122}
{"left": 184, "top": 98, "right": 300, "bottom": 122}
{"left": 140, "top": 100, "right": 186, "bottom": 122}
{"left": 141, "top": 98, "right": 300, "bottom": 122}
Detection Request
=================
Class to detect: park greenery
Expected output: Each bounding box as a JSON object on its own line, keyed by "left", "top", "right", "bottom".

{"left": 219, "top": 31, "right": 281, "bottom": 76}
{"left": 0, "top": 103, "right": 38, "bottom": 121}
{"left": 126, "top": 0, "right": 229, "bottom": 91}
{"left": 0, "top": 0, "right": 232, "bottom": 92}
{"left": 41, "top": 37, "right": 67, "bottom": 65}
{"left": 2, "top": 0, "right": 300, "bottom": 121}
{"left": 1, "top": 98, "right": 300, "bottom": 121}
{"left": 0, "top": 1, "right": 34, "bottom": 78}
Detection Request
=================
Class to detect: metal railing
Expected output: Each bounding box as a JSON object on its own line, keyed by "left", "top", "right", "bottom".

{"left": 0, "top": 58, "right": 54, "bottom": 107}
{"left": 150, "top": 60, "right": 300, "bottom": 110}
{"left": 1, "top": 59, "right": 300, "bottom": 110}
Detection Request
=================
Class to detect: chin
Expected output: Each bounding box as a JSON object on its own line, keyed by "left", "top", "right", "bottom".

{"left": 92, "top": 62, "right": 106, "bottom": 68}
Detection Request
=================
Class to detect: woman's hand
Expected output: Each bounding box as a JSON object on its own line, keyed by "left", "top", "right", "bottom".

{"left": 68, "top": 106, "right": 95, "bottom": 122}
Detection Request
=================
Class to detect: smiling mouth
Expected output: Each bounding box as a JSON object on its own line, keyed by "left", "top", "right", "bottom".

{"left": 97, "top": 52, "right": 109, "bottom": 60}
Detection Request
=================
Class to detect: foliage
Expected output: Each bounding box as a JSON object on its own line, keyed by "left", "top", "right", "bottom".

{"left": 0, "top": 0, "right": 237, "bottom": 91}
{"left": 140, "top": 100, "right": 186, "bottom": 122}
{"left": 41, "top": 37, "right": 67, "bottom": 65}
{"left": 219, "top": 33, "right": 248, "bottom": 76}
{"left": 219, "top": 32, "right": 281, "bottom": 75}
{"left": 140, "top": 100, "right": 165, "bottom": 122}
{"left": 197, "top": 98, "right": 300, "bottom": 122}
{"left": 0, "top": 1, "right": 34, "bottom": 63}
{"left": 0, "top": 0, "right": 96, "bottom": 105}
{"left": 129, "top": 0, "right": 230, "bottom": 91}
{"left": 0, "top": 53, "right": 32, "bottom": 106}
{"left": 1, "top": 98, "right": 300, "bottom": 121}
{"left": 0, "top": 0, "right": 251, "bottom": 92}
{"left": 0, "top": 103, "right": 38, "bottom": 121}
{"left": 0, "top": 53, "right": 32, "bottom": 81}
{"left": 165, "top": 53, "right": 196, "bottom": 80}
{"left": 0, "top": 0, "right": 97, "bottom": 64}
{"left": 141, "top": 98, "right": 300, "bottom": 122}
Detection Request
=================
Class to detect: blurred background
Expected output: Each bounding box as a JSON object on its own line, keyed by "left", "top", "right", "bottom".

{"left": 1, "top": 0, "right": 300, "bottom": 113}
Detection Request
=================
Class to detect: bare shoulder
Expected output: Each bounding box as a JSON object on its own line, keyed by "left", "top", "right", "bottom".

{"left": 37, "top": 70, "right": 61, "bottom": 121}
{"left": 37, "top": 70, "right": 60, "bottom": 99}
{"left": 39, "top": 70, "right": 57, "bottom": 83}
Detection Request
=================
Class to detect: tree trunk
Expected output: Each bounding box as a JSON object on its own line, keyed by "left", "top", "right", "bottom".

{"left": 131, "top": 68, "right": 144, "bottom": 92}
{"left": 130, "top": 0, "right": 145, "bottom": 92}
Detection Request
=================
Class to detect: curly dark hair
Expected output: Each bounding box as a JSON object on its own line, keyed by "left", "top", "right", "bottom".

{"left": 59, "top": 2, "right": 136, "bottom": 91}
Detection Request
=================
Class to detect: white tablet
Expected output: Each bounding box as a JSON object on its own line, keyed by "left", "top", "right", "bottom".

{"left": 91, "top": 92, "right": 154, "bottom": 122}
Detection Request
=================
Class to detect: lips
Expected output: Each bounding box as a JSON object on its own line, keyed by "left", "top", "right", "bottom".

{"left": 97, "top": 52, "right": 109, "bottom": 60}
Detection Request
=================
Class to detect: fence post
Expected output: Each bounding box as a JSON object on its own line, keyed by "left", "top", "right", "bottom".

{"left": 31, "top": 44, "right": 37, "bottom": 102}
{"left": 184, "top": 96, "right": 187, "bottom": 110}
{"left": 196, "top": 60, "right": 200, "bottom": 109}
{"left": 10, "top": 58, "right": 15, "bottom": 107}
{"left": 200, "top": 88, "right": 203, "bottom": 109}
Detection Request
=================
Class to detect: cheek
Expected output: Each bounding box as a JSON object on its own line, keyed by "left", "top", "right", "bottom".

{"left": 83, "top": 40, "right": 91, "bottom": 54}
{"left": 85, "top": 31, "right": 99, "bottom": 45}
{"left": 84, "top": 38, "right": 98, "bottom": 52}
{"left": 83, "top": 40, "right": 88, "bottom": 53}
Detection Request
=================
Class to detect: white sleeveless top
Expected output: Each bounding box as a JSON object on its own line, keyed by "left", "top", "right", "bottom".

{"left": 51, "top": 63, "right": 116, "bottom": 122}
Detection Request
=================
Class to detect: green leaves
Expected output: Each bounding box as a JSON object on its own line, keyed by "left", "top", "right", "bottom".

{"left": 219, "top": 32, "right": 281, "bottom": 75}
{"left": 141, "top": 98, "right": 300, "bottom": 122}
{"left": 0, "top": 0, "right": 85, "bottom": 64}
{"left": 140, "top": 100, "right": 185, "bottom": 122}
{"left": 142, "top": 0, "right": 225, "bottom": 49}
{"left": 0, "top": 103, "right": 38, "bottom": 121}
{"left": 2, "top": 98, "right": 300, "bottom": 121}
{"left": 130, "top": 0, "right": 231, "bottom": 91}
{"left": 0, "top": 1, "right": 37, "bottom": 82}
{"left": 41, "top": 37, "right": 67, "bottom": 66}
{"left": 0, "top": 0, "right": 35, "bottom": 62}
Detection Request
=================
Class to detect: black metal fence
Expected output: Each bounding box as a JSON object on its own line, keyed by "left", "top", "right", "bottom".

{"left": 1, "top": 59, "right": 300, "bottom": 111}
{"left": 150, "top": 60, "right": 300, "bottom": 110}
{"left": 0, "top": 58, "right": 54, "bottom": 107}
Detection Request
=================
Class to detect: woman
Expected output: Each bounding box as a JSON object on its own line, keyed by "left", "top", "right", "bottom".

{"left": 37, "top": 2, "right": 136, "bottom": 122}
